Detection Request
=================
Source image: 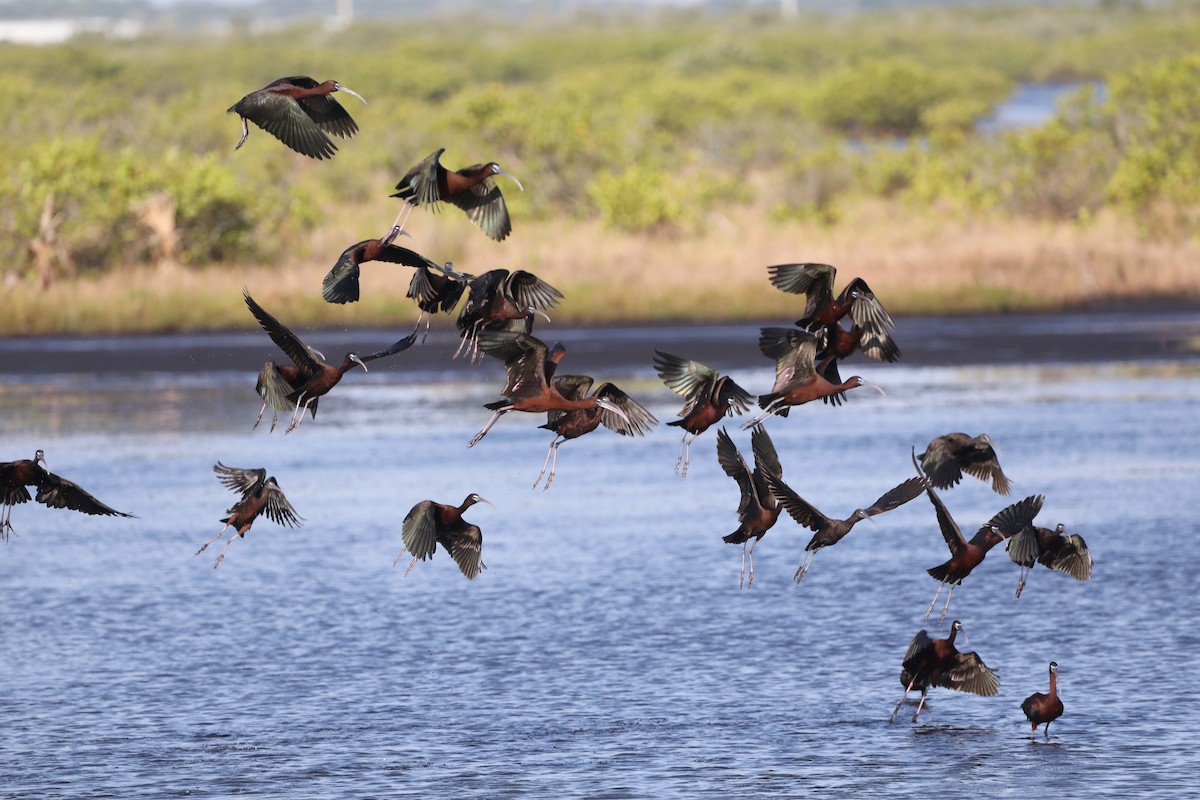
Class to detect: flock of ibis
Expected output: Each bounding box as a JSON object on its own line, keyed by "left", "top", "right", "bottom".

{"left": 1, "top": 75, "right": 1095, "bottom": 737}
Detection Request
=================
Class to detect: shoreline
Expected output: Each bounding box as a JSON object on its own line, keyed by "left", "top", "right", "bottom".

{"left": 1, "top": 307, "right": 1196, "bottom": 377}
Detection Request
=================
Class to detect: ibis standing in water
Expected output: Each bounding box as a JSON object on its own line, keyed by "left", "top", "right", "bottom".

{"left": 742, "top": 327, "right": 884, "bottom": 428}
{"left": 244, "top": 290, "right": 416, "bottom": 432}
{"left": 762, "top": 471, "right": 925, "bottom": 583}
{"left": 395, "top": 494, "right": 492, "bottom": 580}
{"left": 653, "top": 351, "right": 753, "bottom": 477}
{"left": 891, "top": 619, "right": 1000, "bottom": 723}
{"left": 1022, "top": 661, "right": 1065, "bottom": 739}
{"left": 0, "top": 449, "right": 134, "bottom": 538}
{"left": 917, "top": 432, "right": 1011, "bottom": 495}
{"left": 716, "top": 426, "right": 784, "bottom": 589}
{"left": 228, "top": 76, "right": 366, "bottom": 159}
{"left": 388, "top": 148, "right": 524, "bottom": 242}
{"left": 196, "top": 463, "right": 303, "bottom": 569}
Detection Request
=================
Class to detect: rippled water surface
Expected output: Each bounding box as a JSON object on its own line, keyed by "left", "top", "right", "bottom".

{"left": 2, "top": 329, "right": 1198, "bottom": 798}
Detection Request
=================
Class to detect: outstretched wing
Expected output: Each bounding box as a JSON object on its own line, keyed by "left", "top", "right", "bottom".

{"left": 449, "top": 178, "right": 513, "bottom": 242}
{"left": 476, "top": 330, "right": 550, "bottom": 398}
{"left": 392, "top": 148, "right": 446, "bottom": 208}
{"left": 213, "top": 462, "right": 266, "bottom": 497}
{"left": 504, "top": 270, "right": 563, "bottom": 313}
{"left": 864, "top": 477, "right": 926, "bottom": 517}
{"left": 1041, "top": 531, "right": 1092, "bottom": 581}
{"left": 400, "top": 500, "right": 439, "bottom": 562}
{"left": 322, "top": 242, "right": 436, "bottom": 304}
{"left": 759, "top": 327, "right": 819, "bottom": 394}
{"left": 716, "top": 427, "right": 757, "bottom": 521}
{"left": 232, "top": 78, "right": 338, "bottom": 159}
{"left": 34, "top": 472, "right": 135, "bottom": 518}
{"left": 262, "top": 481, "right": 304, "bottom": 528}
{"left": 244, "top": 290, "right": 322, "bottom": 377}
{"left": 767, "top": 262, "right": 836, "bottom": 326}
{"left": 441, "top": 520, "right": 486, "bottom": 580}
{"left": 912, "top": 448, "right": 965, "bottom": 556}
{"left": 594, "top": 383, "right": 658, "bottom": 436}
{"left": 762, "top": 470, "right": 831, "bottom": 533}
{"left": 940, "top": 652, "right": 1000, "bottom": 696}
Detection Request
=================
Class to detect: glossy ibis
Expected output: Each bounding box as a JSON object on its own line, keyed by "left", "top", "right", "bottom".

{"left": 395, "top": 494, "right": 492, "bottom": 579}
{"left": 742, "top": 327, "right": 884, "bottom": 428}
{"left": 911, "top": 449, "right": 1043, "bottom": 622}
{"left": 1022, "top": 661, "right": 1064, "bottom": 739}
{"left": 917, "top": 433, "right": 1011, "bottom": 495}
{"left": 1006, "top": 520, "right": 1092, "bottom": 598}
{"left": 245, "top": 290, "right": 416, "bottom": 432}
{"left": 763, "top": 471, "right": 925, "bottom": 583}
{"left": 534, "top": 375, "right": 657, "bottom": 490}
{"left": 813, "top": 319, "right": 902, "bottom": 407}
{"left": 196, "top": 463, "right": 303, "bottom": 569}
{"left": 468, "top": 330, "right": 633, "bottom": 447}
{"left": 891, "top": 619, "right": 1000, "bottom": 723}
{"left": 767, "top": 262, "right": 896, "bottom": 336}
{"left": 653, "top": 351, "right": 753, "bottom": 477}
{"left": 388, "top": 148, "right": 524, "bottom": 242}
{"left": 228, "top": 76, "right": 366, "bottom": 160}
{"left": 455, "top": 269, "right": 563, "bottom": 360}
{"left": 407, "top": 259, "right": 474, "bottom": 341}
{"left": 0, "top": 449, "right": 134, "bottom": 539}
{"left": 320, "top": 234, "right": 434, "bottom": 305}
{"left": 716, "top": 426, "right": 783, "bottom": 589}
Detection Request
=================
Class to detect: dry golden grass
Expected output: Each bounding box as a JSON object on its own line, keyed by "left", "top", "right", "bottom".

{"left": 4, "top": 201, "right": 1199, "bottom": 337}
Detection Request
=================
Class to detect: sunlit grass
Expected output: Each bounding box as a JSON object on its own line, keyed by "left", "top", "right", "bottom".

{"left": 4, "top": 200, "right": 1197, "bottom": 337}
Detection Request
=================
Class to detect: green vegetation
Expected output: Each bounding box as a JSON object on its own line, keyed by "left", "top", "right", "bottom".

{"left": 2, "top": 3, "right": 1200, "bottom": 333}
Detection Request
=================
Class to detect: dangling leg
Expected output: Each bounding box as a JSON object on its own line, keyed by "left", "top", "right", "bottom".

{"left": 794, "top": 550, "right": 817, "bottom": 583}
{"left": 404, "top": 554, "right": 421, "bottom": 576}
{"left": 286, "top": 396, "right": 315, "bottom": 434}
{"left": 532, "top": 438, "right": 561, "bottom": 490}
{"left": 741, "top": 399, "right": 784, "bottom": 430}
{"left": 542, "top": 440, "right": 563, "bottom": 491}
{"left": 234, "top": 117, "right": 250, "bottom": 150}
{"left": 936, "top": 585, "right": 956, "bottom": 625}
{"left": 738, "top": 541, "right": 748, "bottom": 590}
{"left": 212, "top": 533, "right": 240, "bottom": 569}
{"left": 195, "top": 523, "right": 231, "bottom": 557}
{"left": 676, "top": 433, "right": 696, "bottom": 478}
{"left": 469, "top": 409, "right": 507, "bottom": 447}
{"left": 1015, "top": 566, "right": 1030, "bottom": 599}
{"left": 891, "top": 675, "right": 918, "bottom": 722}
{"left": 912, "top": 687, "right": 930, "bottom": 722}
{"left": 746, "top": 538, "right": 760, "bottom": 589}
{"left": 923, "top": 582, "right": 946, "bottom": 621}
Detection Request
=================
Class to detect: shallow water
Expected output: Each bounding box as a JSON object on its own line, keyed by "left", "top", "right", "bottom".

{"left": 1, "top": 329, "right": 1198, "bottom": 798}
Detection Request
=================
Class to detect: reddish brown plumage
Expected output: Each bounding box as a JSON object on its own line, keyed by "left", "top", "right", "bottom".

{"left": 1022, "top": 662, "right": 1064, "bottom": 738}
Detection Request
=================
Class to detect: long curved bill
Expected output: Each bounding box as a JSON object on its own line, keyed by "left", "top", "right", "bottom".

{"left": 476, "top": 497, "right": 496, "bottom": 509}
{"left": 496, "top": 167, "right": 524, "bottom": 192}
{"left": 337, "top": 84, "right": 368, "bottom": 105}
{"left": 350, "top": 353, "right": 368, "bottom": 373}
{"left": 862, "top": 380, "right": 886, "bottom": 397}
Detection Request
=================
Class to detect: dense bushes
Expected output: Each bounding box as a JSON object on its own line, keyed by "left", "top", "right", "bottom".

{"left": 4, "top": 3, "right": 1200, "bottom": 281}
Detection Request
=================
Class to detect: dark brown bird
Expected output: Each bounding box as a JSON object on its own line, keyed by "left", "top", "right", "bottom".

{"left": 716, "top": 426, "right": 784, "bottom": 589}
{"left": 891, "top": 619, "right": 1000, "bottom": 723}
{"left": 388, "top": 147, "right": 524, "bottom": 242}
{"left": 1022, "top": 661, "right": 1064, "bottom": 738}
{"left": 913, "top": 447, "right": 1044, "bottom": 622}
{"left": 469, "top": 330, "right": 634, "bottom": 447}
{"left": 917, "top": 433, "right": 1011, "bottom": 495}
{"left": 196, "top": 463, "right": 303, "bottom": 569}
{"left": 813, "top": 319, "right": 903, "bottom": 407}
{"left": 1006, "top": 520, "right": 1092, "bottom": 598}
{"left": 0, "top": 449, "right": 134, "bottom": 538}
{"left": 763, "top": 471, "right": 925, "bottom": 583}
{"left": 767, "top": 262, "right": 896, "bottom": 336}
{"left": 320, "top": 235, "right": 432, "bottom": 305}
{"left": 653, "top": 351, "right": 753, "bottom": 477}
{"left": 395, "top": 494, "right": 492, "bottom": 579}
{"left": 406, "top": 259, "right": 474, "bottom": 341}
{"left": 534, "top": 375, "right": 658, "bottom": 490}
{"left": 228, "top": 76, "right": 366, "bottom": 159}
{"left": 743, "top": 327, "right": 884, "bottom": 428}
{"left": 245, "top": 290, "right": 416, "bottom": 433}
{"left": 455, "top": 269, "right": 563, "bottom": 360}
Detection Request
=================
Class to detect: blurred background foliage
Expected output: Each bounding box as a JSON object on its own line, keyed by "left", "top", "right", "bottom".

{"left": 4, "top": 2, "right": 1200, "bottom": 282}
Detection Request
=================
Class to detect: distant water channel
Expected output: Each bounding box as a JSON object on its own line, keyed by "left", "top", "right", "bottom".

{"left": 1, "top": 316, "right": 1198, "bottom": 797}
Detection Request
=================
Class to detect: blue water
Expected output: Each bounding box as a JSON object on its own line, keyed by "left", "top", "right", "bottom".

{"left": 1, "top": 331, "right": 1198, "bottom": 797}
